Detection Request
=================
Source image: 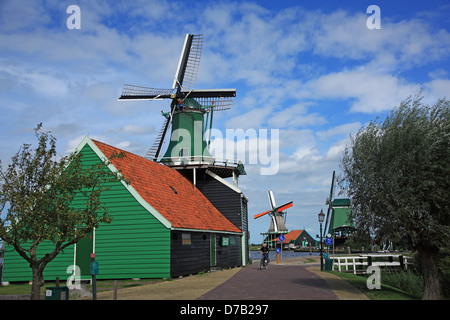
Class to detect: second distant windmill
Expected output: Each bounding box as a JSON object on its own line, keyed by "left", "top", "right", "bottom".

{"left": 254, "top": 190, "right": 293, "bottom": 248}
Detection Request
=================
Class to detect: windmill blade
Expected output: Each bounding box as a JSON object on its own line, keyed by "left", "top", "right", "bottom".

{"left": 270, "top": 213, "right": 279, "bottom": 233}
{"left": 119, "top": 84, "right": 174, "bottom": 100}
{"left": 152, "top": 102, "right": 178, "bottom": 160}
{"left": 323, "top": 171, "right": 335, "bottom": 236}
{"left": 145, "top": 117, "right": 169, "bottom": 160}
{"left": 193, "top": 96, "right": 235, "bottom": 111}
{"left": 254, "top": 200, "right": 293, "bottom": 220}
{"left": 173, "top": 34, "right": 203, "bottom": 91}
{"left": 274, "top": 201, "right": 293, "bottom": 213}
{"left": 183, "top": 89, "right": 236, "bottom": 98}
{"left": 254, "top": 209, "right": 271, "bottom": 220}
{"left": 268, "top": 190, "right": 276, "bottom": 210}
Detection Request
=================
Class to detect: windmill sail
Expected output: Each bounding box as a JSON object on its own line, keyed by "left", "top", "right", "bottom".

{"left": 323, "top": 171, "right": 335, "bottom": 237}
{"left": 254, "top": 190, "right": 292, "bottom": 233}
{"left": 145, "top": 117, "right": 169, "bottom": 160}
{"left": 119, "top": 85, "right": 174, "bottom": 100}
{"left": 119, "top": 33, "right": 236, "bottom": 163}
{"left": 173, "top": 34, "right": 202, "bottom": 90}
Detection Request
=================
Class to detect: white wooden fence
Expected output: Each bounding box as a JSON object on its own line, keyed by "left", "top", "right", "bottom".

{"left": 328, "top": 254, "right": 408, "bottom": 274}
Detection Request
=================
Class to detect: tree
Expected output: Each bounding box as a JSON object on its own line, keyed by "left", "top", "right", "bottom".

{"left": 339, "top": 94, "right": 450, "bottom": 300}
{"left": 0, "top": 125, "right": 121, "bottom": 299}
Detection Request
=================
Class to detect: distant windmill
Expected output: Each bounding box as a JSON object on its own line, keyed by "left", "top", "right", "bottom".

{"left": 323, "top": 171, "right": 336, "bottom": 237}
{"left": 323, "top": 171, "right": 354, "bottom": 247}
{"left": 254, "top": 190, "right": 293, "bottom": 246}
{"left": 119, "top": 34, "right": 236, "bottom": 165}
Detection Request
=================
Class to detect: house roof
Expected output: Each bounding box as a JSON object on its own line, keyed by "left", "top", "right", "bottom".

{"left": 275, "top": 229, "right": 317, "bottom": 243}
{"left": 283, "top": 229, "right": 303, "bottom": 243}
{"left": 85, "top": 138, "right": 242, "bottom": 234}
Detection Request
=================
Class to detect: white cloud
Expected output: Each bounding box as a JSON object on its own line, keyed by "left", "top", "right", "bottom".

{"left": 325, "top": 139, "right": 349, "bottom": 161}
{"left": 0, "top": 62, "right": 69, "bottom": 97}
{"left": 317, "top": 122, "right": 361, "bottom": 141}
{"left": 224, "top": 105, "right": 273, "bottom": 130}
{"left": 268, "top": 103, "right": 327, "bottom": 128}
{"left": 424, "top": 79, "right": 450, "bottom": 100}
{"left": 301, "top": 70, "right": 421, "bottom": 113}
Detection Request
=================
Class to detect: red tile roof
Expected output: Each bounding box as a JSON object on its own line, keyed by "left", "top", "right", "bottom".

{"left": 92, "top": 139, "right": 242, "bottom": 233}
{"left": 268, "top": 230, "right": 304, "bottom": 243}
{"left": 282, "top": 229, "right": 303, "bottom": 243}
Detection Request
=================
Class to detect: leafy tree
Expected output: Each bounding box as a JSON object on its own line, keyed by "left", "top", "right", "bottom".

{"left": 339, "top": 94, "right": 449, "bottom": 300}
{"left": 0, "top": 125, "right": 121, "bottom": 299}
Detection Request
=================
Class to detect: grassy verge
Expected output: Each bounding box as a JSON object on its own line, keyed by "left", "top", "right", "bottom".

{"left": 327, "top": 269, "right": 422, "bottom": 300}
{"left": 0, "top": 278, "right": 167, "bottom": 296}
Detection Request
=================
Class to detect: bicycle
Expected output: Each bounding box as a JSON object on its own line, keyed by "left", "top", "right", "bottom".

{"left": 260, "top": 252, "right": 269, "bottom": 270}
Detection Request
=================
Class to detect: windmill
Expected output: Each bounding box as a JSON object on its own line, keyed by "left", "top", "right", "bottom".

{"left": 323, "top": 171, "right": 336, "bottom": 238}
{"left": 323, "top": 171, "right": 354, "bottom": 247}
{"left": 254, "top": 190, "right": 293, "bottom": 247}
{"left": 118, "top": 34, "right": 236, "bottom": 169}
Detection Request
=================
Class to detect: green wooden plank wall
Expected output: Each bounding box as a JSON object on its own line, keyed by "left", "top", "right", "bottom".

{"left": 3, "top": 143, "right": 170, "bottom": 282}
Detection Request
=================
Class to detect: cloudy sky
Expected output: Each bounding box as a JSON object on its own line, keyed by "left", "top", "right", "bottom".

{"left": 1, "top": 0, "right": 449, "bottom": 244}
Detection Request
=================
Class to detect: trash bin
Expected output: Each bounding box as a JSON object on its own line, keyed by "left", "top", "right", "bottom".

{"left": 45, "top": 286, "right": 69, "bottom": 300}
{"left": 325, "top": 258, "right": 333, "bottom": 271}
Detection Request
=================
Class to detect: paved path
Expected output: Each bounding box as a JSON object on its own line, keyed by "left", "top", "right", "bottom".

{"left": 197, "top": 260, "right": 338, "bottom": 300}
{"left": 80, "top": 257, "right": 368, "bottom": 300}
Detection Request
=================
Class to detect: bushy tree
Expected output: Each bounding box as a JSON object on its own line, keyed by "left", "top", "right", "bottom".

{"left": 339, "top": 94, "right": 450, "bottom": 300}
{"left": 0, "top": 125, "right": 121, "bottom": 299}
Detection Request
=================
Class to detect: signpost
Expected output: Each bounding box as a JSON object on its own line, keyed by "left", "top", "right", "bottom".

{"left": 90, "top": 253, "right": 98, "bottom": 300}
{"left": 276, "top": 248, "right": 280, "bottom": 264}
{"left": 278, "top": 235, "right": 285, "bottom": 263}
{"left": 325, "top": 237, "right": 333, "bottom": 246}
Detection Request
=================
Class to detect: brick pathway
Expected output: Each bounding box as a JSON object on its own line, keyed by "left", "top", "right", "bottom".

{"left": 196, "top": 261, "right": 338, "bottom": 300}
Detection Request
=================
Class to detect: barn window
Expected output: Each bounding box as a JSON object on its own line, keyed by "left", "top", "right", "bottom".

{"left": 182, "top": 233, "right": 191, "bottom": 245}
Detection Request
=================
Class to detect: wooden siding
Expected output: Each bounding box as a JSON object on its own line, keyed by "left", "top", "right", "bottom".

{"left": 170, "top": 231, "right": 210, "bottom": 278}
{"left": 195, "top": 172, "right": 249, "bottom": 265}
{"left": 195, "top": 173, "right": 244, "bottom": 230}
{"left": 215, "top": 234, "right": 242, "bottom": 268}
{"left": 241, "top": 197, "right": 250, "bottom": 265}
{"left": 3, "top": 242, "right": 75, "bottom": 282}
{"left": 170, "top": 231, "right": 242, "bottom": 278}
{"left": 2, "top": 144, "right": 170, "bottom": 282}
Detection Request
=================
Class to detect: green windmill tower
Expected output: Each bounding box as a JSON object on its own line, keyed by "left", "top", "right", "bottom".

{"left": 119, "top": 34, "right": 245, "bottom": 179}
{"left": 323, "top": 171, "right": 355, "bottom": 247}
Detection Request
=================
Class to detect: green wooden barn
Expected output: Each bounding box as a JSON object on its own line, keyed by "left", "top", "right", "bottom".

{"left": 2, "top": 136, "right": 248, "bottom": 282}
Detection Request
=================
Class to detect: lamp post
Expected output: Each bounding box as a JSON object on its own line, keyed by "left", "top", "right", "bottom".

{"left": 318, "top": 209, "right": 325, "bottom": 271}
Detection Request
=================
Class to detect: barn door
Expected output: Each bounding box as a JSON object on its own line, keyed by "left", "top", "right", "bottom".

{"left": 210, "top": 234, "right": 216, "bottom": 267}
{"left": 75, "top": 232, "right": 94, "bottom": 279}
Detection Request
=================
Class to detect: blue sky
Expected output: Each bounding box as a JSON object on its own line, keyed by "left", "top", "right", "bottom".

{"left": 1, "top": 0, "right": 449, "bottom": 244}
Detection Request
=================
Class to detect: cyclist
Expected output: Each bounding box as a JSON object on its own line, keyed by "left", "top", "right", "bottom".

{"left": 259, "top": 243, "right": 270, "bottom": 268}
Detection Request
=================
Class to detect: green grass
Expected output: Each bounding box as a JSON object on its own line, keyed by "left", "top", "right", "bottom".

{"left": 0, "top": 278, "right": 167, "bottom": 296}
{"left": 327, "top": 269, "right": 422, "bottom": 300}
